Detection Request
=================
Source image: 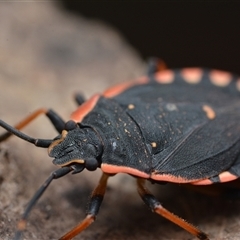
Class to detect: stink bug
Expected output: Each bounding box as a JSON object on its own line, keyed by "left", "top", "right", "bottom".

{"left": 1, "top": 59, "right": 240, "bottom": 240}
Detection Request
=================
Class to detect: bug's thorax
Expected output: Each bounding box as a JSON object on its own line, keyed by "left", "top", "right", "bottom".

{"left": 48, "top": 123, "right": 103, "bottom": 172}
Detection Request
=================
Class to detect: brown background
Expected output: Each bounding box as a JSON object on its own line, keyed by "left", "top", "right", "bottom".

{"left": 0, "top": 2, "right": 240, "bottom": 240}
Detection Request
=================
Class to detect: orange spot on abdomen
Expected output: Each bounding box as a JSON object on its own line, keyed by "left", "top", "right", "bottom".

{"left": 209, "top": 70, "right": 232, "bottom": 87}
{"left": 236, "top": 78, "right": 240, "bottom": 91}
{"left": 101, "top": 163, "right": 150, "bottom": 178}
{"left": 150, "top": 173, "right": 193, "bottom": 183}
{"left": 181, "top": 68, "right": 203, "bottom": 84}
{"left": 191, "top": 171, "right": 238, "bottom": 185}
{"left": 155, "top": 70, "right": 174, "bottom": 84}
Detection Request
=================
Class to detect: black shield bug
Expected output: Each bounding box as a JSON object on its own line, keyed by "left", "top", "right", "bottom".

{"left": 1, "top": 59, "right": 240, "bottom": 240}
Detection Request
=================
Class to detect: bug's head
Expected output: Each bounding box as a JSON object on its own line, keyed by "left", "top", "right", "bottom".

{"left": 48, "top": 120, "right": 103, "bottom": 174}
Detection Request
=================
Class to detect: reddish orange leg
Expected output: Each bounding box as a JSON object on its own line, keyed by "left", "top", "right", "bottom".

{"left": 137, "top": 179, "right": 209, "bottom": 240}
{"left": 0, "top": 108, "right": 65, "bottom": 142}
{"left": 59, "top": 173, "right": 110, "bottom": 240}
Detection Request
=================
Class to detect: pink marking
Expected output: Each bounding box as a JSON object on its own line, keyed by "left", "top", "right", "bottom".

{"left": 219, "top": 171, "right": 238, "bottom": 183}
{"left": 101, "top": 163, "right": 150, "bottom": 178}
{"left": 181, "top": 68, "right": 203, "bottom": 84}
{"left": 155, "top": 70, "right": 174, "bottom": 84}
{"left": 102, "top": 164, "right": 237, "bottom": 186}
{"left": 209, "top": 70, "right": 232, "bottom": 87}
{"left": 191, "top": 179, "right": 213, "bottom": 185}
{"left": 236, "top": 78, "right": 240, "bottom": 91}
{"left": 71, "top": 94, "right": 100, "bottom": 122}
{"left": 191, "top": 171, "right": 238, "bottom": 185}
{"left": 150, "top": 173, "right": 193, "bottom": 183}
{"left": 103, "top": 77, "right": 148, "bottom": 98}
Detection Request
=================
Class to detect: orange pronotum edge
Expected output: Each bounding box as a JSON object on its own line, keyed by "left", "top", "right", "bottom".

{"left": 103, "top": 77, "right": 148, "bottom": 98}
{"left": 71, "top": 94, "right": 100, "bottom": 123}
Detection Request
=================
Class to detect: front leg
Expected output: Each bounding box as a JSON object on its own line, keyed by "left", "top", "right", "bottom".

{"left": 60, "top": 173, "right": 110, "bottom": 240}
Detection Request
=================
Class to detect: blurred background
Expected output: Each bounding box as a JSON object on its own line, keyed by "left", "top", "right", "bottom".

{"left": 61, "top": 1, "right": 240, "bottom": 73}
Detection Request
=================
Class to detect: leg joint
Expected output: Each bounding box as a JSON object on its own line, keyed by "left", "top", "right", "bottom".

{"left": 87, "top": 194, "right": 104, "bottom": 216}
{"left": 142, "top": 193, "right": 161, "bottom": 211}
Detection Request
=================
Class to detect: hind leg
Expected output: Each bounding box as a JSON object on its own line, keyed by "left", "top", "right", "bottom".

{"left": 137, "top": 178, "right": 209, "bottom": 240}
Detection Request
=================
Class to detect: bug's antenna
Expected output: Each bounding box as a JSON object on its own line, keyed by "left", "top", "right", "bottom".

{"left": 13, "top": 166, "right": 73, "bottom": 240}
{"left": 0, "top": 120, "right": 53, "bottom": 148}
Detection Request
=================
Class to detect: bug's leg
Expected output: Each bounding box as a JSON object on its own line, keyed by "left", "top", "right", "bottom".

{"left": 74, "top": 93, "right": 85, "bottom": 106}
{"left": 0, "top": 108, "right": 65, "bottom": 142}
{"left": 59, "top": 173, "right": 109, "bottom": 240}
{"left": 14, "top": 167, "right": 73, "bottom": 240}
{"left": 147, "top": 57, "right": 167, "bottom": 77}
{"left": 137, "top": 178, "right": 209, "bottom": 240}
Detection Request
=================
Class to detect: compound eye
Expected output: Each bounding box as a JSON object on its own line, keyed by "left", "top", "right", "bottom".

{"left": 85, "top": 158, "right": 99, "bottom": 171}
{"left": 65, "top": 120, "right": 78, "bottom": 131}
